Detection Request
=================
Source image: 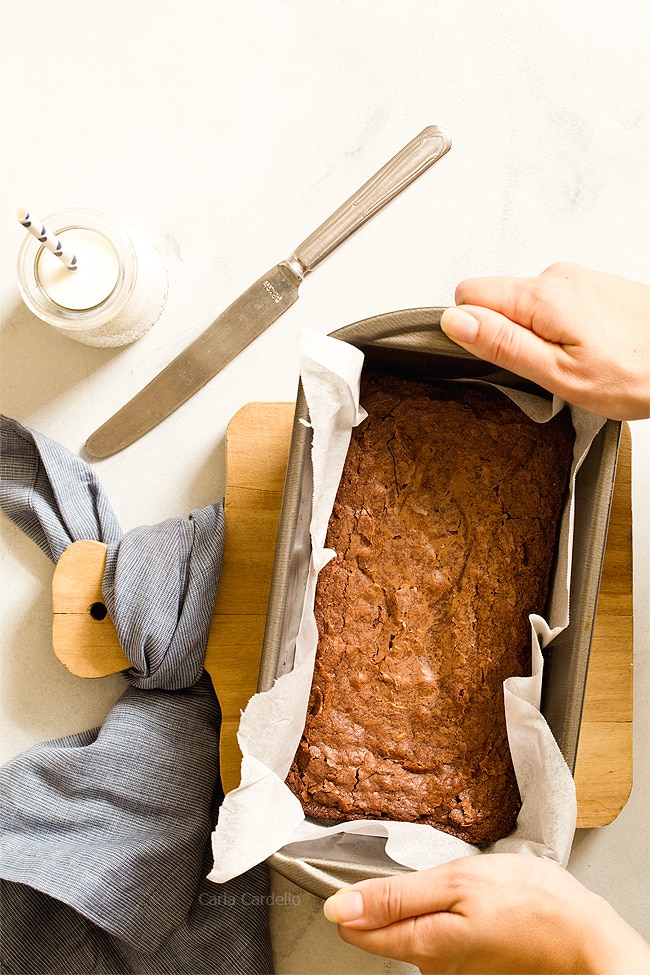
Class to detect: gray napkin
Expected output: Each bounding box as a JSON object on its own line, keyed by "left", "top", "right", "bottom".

{"left": 0, "top": 415, "right": 273, "bottom": 974}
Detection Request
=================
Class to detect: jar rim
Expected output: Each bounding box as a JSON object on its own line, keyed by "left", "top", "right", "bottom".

{"left": 17, "top": 207, "right": 137, "bottom": 330}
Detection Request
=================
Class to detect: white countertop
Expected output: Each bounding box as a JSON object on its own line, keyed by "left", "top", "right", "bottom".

{"left": 1, "top": 2, "right": 648, "bottom": 971}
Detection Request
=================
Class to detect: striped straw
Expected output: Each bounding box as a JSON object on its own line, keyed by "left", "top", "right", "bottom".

{"left": 16, "top": 208, "right": 78, "bottom": 270}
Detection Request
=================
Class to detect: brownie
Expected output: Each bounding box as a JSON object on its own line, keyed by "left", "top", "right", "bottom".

{"left": 285, "top": 372, "right": 575, "bottom": 845}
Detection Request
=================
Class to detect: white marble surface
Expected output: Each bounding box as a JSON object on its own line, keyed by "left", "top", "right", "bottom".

{"left": 1, "top": 2, "right": 649, "bottom": 971}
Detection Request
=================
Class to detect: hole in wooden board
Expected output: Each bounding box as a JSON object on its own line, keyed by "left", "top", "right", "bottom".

{"left": 89, "top": 601, "right": 108, "bottom": 621}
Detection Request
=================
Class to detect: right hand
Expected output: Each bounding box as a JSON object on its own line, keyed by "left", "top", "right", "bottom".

{"left": 439, "top": 262, "right": 650, "bottom": 420}
{"left": 323, "top": 853, "right": 650, "bottom": 974}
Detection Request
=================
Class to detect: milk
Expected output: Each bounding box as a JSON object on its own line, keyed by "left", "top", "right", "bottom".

{"left": 36, "top": 229, "right": 120, "bottom": 310}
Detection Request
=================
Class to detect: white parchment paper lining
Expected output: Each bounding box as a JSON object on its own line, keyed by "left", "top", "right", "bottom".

{"left": 209, "top": 330, "right": 606, "bottom": 883}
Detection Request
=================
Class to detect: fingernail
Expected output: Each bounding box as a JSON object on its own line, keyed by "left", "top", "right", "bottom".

{"left": 323, "top": 889, "right": 364, "bottom": 923}
{"left": 440, "top": 307, "right": 479, "bottom": 344}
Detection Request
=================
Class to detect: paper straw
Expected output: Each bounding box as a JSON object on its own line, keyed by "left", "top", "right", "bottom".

{"left": 16, "top": 208, "right": 78, "bottom": 270}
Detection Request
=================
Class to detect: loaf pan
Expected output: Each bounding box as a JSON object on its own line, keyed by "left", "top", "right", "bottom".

{"left": 259, "top": 307, "right": 621, "bottom": 896}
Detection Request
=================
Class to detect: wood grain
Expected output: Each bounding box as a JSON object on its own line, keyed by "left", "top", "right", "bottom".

{"left": 51, "top": 405, "right": 633, "bottom": 822}
{"left": 574, "top": 423, "right": 633, "bottom": 827}
{"left": 207, "top": 402, "right": 294, "bottom": 790}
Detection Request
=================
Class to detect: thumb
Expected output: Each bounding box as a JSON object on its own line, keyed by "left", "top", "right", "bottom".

{"left": 440, "top": 304, "right": 563, "bottom": 391}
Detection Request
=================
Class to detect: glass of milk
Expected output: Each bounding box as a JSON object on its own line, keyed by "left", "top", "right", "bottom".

{"left": 17, "top": 208, "right": 168, "bottom": 347}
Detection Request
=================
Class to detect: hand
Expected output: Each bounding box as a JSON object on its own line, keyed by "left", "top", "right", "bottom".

{"left": 323, "top": 853, "right": 650, "bottom": 974}
{"left": 439, "top": 262, "right": 650, "bottom": 420}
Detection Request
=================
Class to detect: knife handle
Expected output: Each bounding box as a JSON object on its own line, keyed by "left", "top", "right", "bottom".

{"left": 290, "top": 125, "right": 451, "bottom": 276}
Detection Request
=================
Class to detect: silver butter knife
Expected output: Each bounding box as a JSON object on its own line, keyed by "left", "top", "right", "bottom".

{"left": 85, "top": 125, "right": 451, "bottom": 458}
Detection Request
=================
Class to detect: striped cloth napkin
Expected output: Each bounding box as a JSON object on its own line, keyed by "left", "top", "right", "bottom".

{"left": 0, "top": 415, "right": 273, "bottom": 974}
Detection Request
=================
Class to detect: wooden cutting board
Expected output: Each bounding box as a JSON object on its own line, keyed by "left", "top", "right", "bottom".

{"left": 52, "top": 403, "right": 633, "bottom": 828}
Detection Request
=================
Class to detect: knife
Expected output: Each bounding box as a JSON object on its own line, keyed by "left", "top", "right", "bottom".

{"left": 85, "top": 125, "right": 451, "bottom": 458}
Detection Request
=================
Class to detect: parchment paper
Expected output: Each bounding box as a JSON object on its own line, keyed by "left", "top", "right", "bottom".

{"left": 209, "top": 330, "right": 606, "bottom": 884}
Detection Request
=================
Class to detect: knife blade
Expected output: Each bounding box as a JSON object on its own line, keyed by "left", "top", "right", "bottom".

{"left": 85, "top": 125, "right": 451, "bottom": 458}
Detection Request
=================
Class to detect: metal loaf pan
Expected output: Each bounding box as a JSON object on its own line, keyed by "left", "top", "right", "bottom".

{"left": 259, "top": 307, "right": 621, "bottom": 897}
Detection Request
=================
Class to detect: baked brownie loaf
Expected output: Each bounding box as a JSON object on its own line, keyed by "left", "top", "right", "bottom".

{"left": 286, "top": 371, "right": 575, "bottom": 845}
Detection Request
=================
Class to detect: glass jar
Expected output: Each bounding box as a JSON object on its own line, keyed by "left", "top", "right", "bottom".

{"left": 17, "top": 207, "right": 168, "bottom": 347}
